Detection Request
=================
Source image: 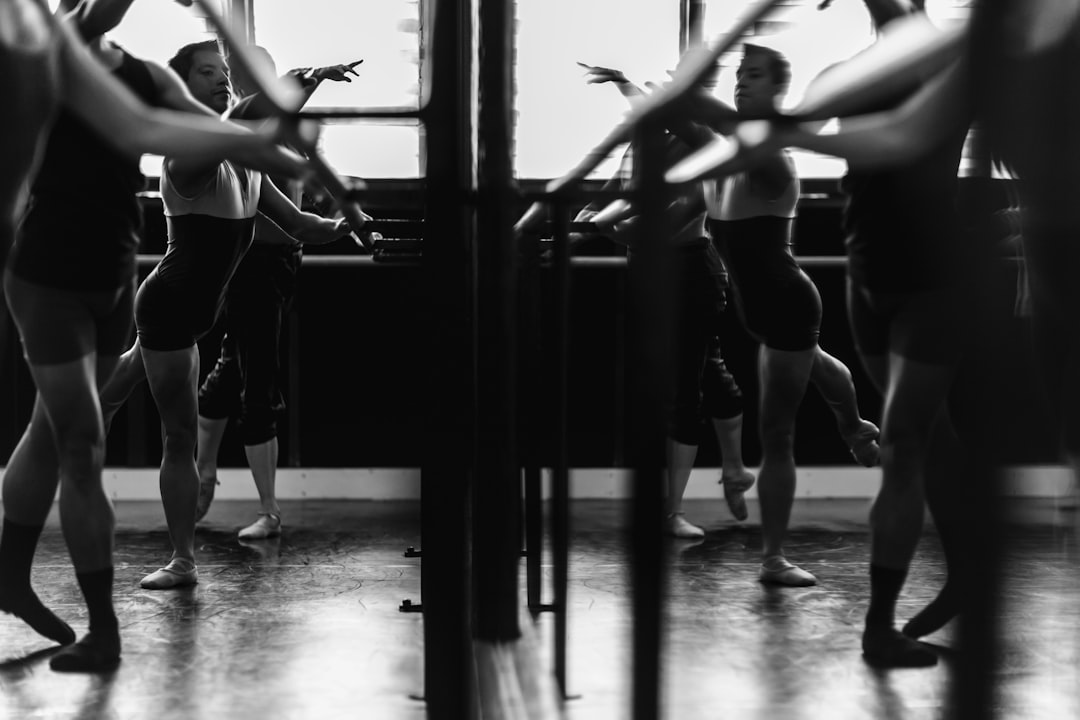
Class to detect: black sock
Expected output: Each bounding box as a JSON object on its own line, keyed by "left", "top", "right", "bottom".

{"left": 866, "top": 564, "right": 907, "bottom": 628}
{"left": 0, "top": 519, "right": 75, "bottom": 645}
{"left": 0, "top": 518, "right": 45, "bottom": 585}
{"left": 75, "top": 568, "right": 118, "bottom": 635}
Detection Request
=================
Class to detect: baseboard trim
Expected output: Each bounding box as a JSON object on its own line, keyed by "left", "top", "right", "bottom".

{"left": 27, "top": 464, "right": 1064, "bottom": 502}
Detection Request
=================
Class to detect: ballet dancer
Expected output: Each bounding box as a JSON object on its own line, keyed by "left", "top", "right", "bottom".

{"left": 699, "top": 44, "right": 880, "bottom": 586}
{"left": 0, "top": 0, "right": 308, "bottom": 673}
{"left": 97, "top": 39, "right": 351, "bottom": 592}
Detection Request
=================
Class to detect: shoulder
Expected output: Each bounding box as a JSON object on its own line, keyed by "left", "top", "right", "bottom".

{"left": 142, "top": 58, "right": 178, "bottom": 87}
{"left": 745, "top": 151, "right": 793, "bottom": 187}
{"left": 773, "top": 149, "right": 797, "bottom": 176}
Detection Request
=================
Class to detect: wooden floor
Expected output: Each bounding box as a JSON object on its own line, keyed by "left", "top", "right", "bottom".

{"left": 0, "top": 486, "right": 1077, "bottom": 719}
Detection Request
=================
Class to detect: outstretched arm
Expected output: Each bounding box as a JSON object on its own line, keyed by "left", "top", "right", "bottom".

{"left": 256, "top": 174, "right": 355, "bottom": 245}
{"left": 514, "top": 201, "right": 550, "bottom": 238}
{"left": 578, "top": 62, "right": 647, "bottom": 105}
{"left": 779, "top": 59, "right": 969, "bottom": 168}
{"left": 232, "top": 59, "right": 365, "bottom": 121}
{"left": 677, "top": 91, "right": 739, "bottom": 134}
{"left": 861, "top": 0, "right": 919, "bottom": 30}
{"left": 56, "top": 18, "right": 309, "bottom": 180}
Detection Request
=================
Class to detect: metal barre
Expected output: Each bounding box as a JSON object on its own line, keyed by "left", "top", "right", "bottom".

{"left": 136, "top": 254, "right": 376, "bottom": 267}
{"left": 299, "top": 108, "right": 422, "bottom": 121}
{"left": 133, "top": 254, "right": 854, "bottom": 269}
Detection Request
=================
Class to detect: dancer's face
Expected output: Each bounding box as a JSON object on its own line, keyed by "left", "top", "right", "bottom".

{"left": 185, "top": 49, "right": 233, "bottom": 114}
{"left": 735, "top": 54, "right": 782, "bottom": 114}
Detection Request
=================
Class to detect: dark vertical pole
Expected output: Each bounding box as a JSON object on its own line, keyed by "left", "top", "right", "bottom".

{"left": 679, "top": 0, "right": 690, "bottom": 53}
{"left": 613, "top": 257, "right": 627, "bottom": 468}
{"left": 551, "top": 200, "right": 572, "bottom": 694}
{"left": 523, "top": 447, "right": 543, "bottom": 616}
{"left": 521, "top": 213, "right": 544, "bottom": 615}
{"left": 952, "top": 14, "right": 1002, "bottom": 714}
{"left": 627, "top": 122, "right": 673, "bottom": 720}
{"left": 421, "top": 0, "right": 476, "bottom": 717}
{"left": 678, "top": 0, "right": 705, "bottom": 53}
{"left": 474, "top": 0, "right": 521, "bottom": 641}
{"left": 224, "top": 0, "right": 254, "bottom": 47}
{"left": 285, "top": 308, "right": 301, "bottom": 467}
{"left": 951, "top": 104, "right": 1004, "bottom": 720}
{"left": 688, "top": 0, "right": 705, "bottom": 48}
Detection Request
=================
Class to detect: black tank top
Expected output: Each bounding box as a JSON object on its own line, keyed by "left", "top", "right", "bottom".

{"left": 11, "top": 45, "right": 158, "bottom": 290}
{"left": 840, "top": 84, "right": 973, "bottom": 292}
{"left": 0, "top": 0, "right": 61, "bottom": 265}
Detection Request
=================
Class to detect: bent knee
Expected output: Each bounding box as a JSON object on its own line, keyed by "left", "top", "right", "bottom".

{"left": 759, "top": 427, "right": 795, "bottom": 455}
{"left": 162, "top": 429, "right": 198, "bottom": 456}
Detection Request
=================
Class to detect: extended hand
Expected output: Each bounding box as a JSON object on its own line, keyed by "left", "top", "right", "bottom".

{"left": 577, "top": 62, "right": 628, "bottom": 85}
{"left": 315, "top": 60, "right": 364, "bottom": 83}
{"left": 297, "top": 216, "right": 351, "bottom": 245}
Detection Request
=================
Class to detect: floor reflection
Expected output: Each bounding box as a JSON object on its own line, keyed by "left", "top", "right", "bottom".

{"left": 0, "top": 493, "right": 1075, "bottom": 719}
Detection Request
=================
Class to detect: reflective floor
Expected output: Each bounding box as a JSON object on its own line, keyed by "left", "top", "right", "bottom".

{"left": 0, "top": 487, "right": 1077, "bottom": 720}
{"left": 0, "top": 499, "right": 426, "bottom": 720}
{"left": 540, "top": 498, "right": 1080, "bottom": 720}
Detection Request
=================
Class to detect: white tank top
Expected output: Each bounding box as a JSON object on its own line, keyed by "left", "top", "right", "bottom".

{"left": 160, "top": 159, "right": 261, "bottom": 220}
{"left": 703, "top": 151, "right": 799, "bottom": 221}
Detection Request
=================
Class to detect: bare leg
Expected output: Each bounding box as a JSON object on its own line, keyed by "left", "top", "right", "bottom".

{"left": 712, "top": 414, "right": 748, "bottom": 476}
{"left": 811, "top": 347, "right": 880, "bottom": 466}
{"left": 756, "top": 345, "right": 817, "bottom": 586}
{"left": 196, "top": 415, "right": 228, "bottom": 482}
{"left": 2, "top": 397, "right": 62, "bottom": 525}
{"left": 194, "top": 414, "right": 227, "bottom": 522}
{"left": 869, "top": 354, "right": 955, "bottom": 570}
{"left": 47, "top": 356, "right": 120, "bottom": 575}
{"left": 712, "top": 414, "right": 756, "bottom": 521}
{"left": 242, "top": 438, "right": 279, "bottom": 514}
{"left": 9, "top": 354, "right": 123, "bottom": 668}
{"left": 702, "top": 337, "right": 755, "bottom": 519}
{"left": 138, "top": 346, "right": 200, "bottom": 589}
{"left": 903, "top": 410, "right": 968, "bottom": 638}
{"left": 862, "top": 352, "right": 955, "bottom": 667}
{"left": 237, "top": 438, "right": 284, "bottom": 540}
{"left": 100, "top": 340, "right": 146, "bottom": 434}
{"left": 243, "top": 438, "right": 279, "bottom": 515}
{"left": 664, "top": 438, "right": 704, "bottom": 538}
{"left": 0, "top": 395, "right": 73, "bottom": 646}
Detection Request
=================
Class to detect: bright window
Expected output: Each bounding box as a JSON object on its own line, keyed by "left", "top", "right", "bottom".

{"left": 64, "top": 0, "right": 977, "bottom": 182}
{"left": 106, "top": 1, "right": 214, "bottom": 66}
{"left": 252, "top": 0, "right": 420, "bottom": 110}
{"left": 700, "top": 0, "right": 973, "bottom": 178}
{"left": 79, "top": 1, "right": 215, "bottom": 178}
{"left": 252, "top": 0, "right": 422, "bottom": 178}
{"left": 513, "top": 0, "right": 681, "bottom": 179}
{"left": 97, "top": 0, "right": 420, "bottom": 179}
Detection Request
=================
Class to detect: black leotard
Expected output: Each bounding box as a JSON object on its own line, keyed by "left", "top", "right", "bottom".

{"left": 134, "top": 159, "right": 260, "bottom": 351}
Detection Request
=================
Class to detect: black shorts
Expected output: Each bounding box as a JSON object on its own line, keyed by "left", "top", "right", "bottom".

{"left": 846, "top": 276, "right": 975, "bottom": 364}
{"left": 732, "top": 266, "right": 822, "bottom": 352}
{"left": 4, "top": 270, "right": 135, "bottom": 365}
{"left": 709, "top": 217, "right": 822, "bottom": 352}
{"left": 134, "top": 265, "right": 223, "bottom": 352}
